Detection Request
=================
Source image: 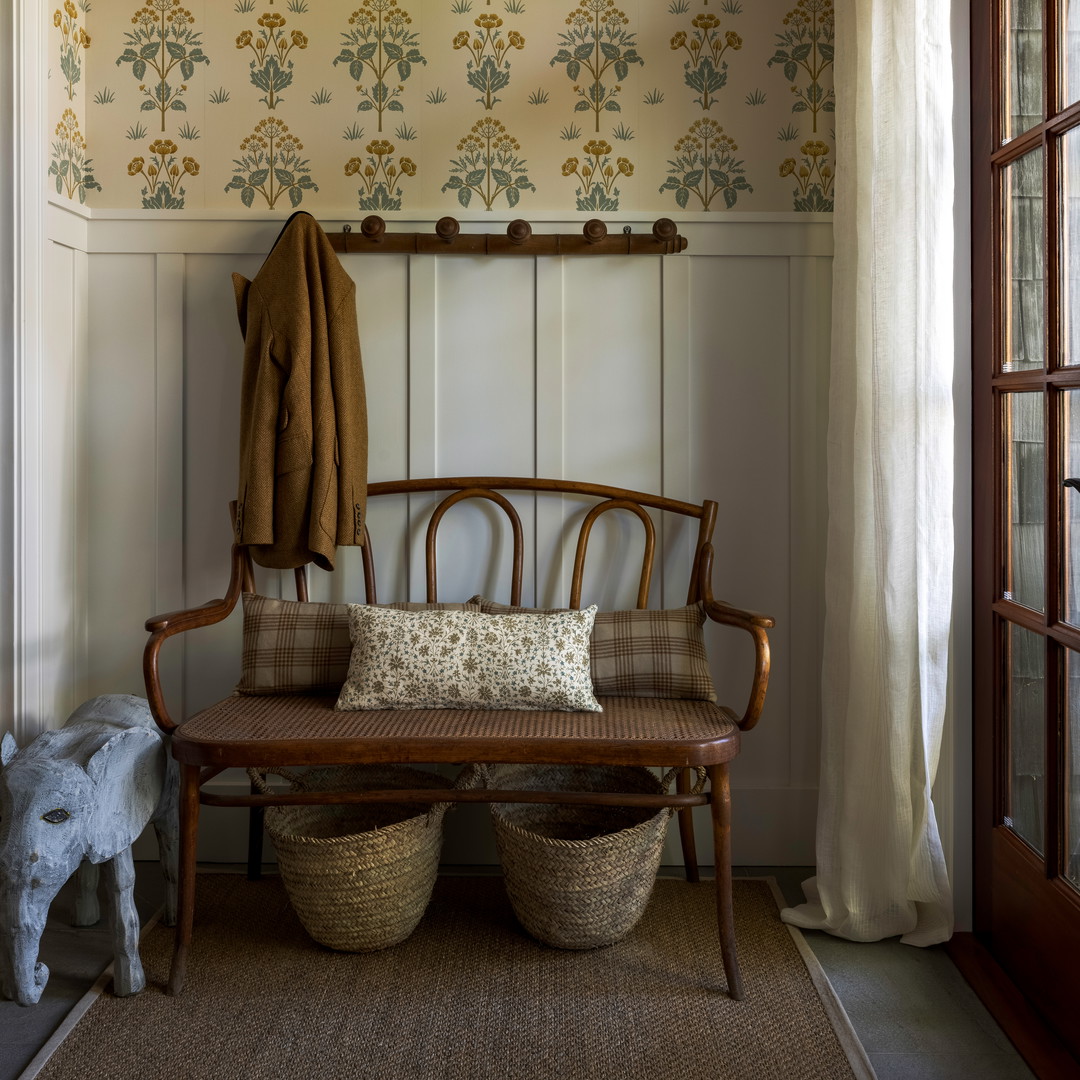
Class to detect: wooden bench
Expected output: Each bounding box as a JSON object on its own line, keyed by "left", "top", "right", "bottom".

{"left": 143, "top": 477, "right": 774, "bottom": 998}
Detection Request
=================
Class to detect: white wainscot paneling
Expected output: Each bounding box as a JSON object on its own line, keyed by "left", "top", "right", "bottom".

{"left": 561, "top": 257, "right": 664, "bottom": 611}
{"left": 35, "top": 241, "right": 85, "bottom": 727}
{"left": 426, "top": 256, "right": 538, "bottom": 604}
{"left": 681, "top": 254, "right": 822, "bottom": 865}
{"left": 85, "top": 254, "right": 160, "bottom": 704}
{"left": 82, "top": 224, "right": 832, "bottom": 868}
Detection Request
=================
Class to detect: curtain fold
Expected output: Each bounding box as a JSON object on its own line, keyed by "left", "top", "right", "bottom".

{"left": 780, "top": 0, "right": 955, "bottom": 945}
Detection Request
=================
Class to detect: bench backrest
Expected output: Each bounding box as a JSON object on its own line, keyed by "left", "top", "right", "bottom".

{"left": 245, "top": 477, "right": 718, "bottom": 611}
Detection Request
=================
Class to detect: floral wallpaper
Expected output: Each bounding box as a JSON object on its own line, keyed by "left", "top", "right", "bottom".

{"left": 48, "top": 0, "right": 834, "bottom": 214}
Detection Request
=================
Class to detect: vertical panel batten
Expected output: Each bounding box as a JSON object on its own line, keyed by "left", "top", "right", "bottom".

{"left": 73, "top": 249, "right": 90, "bottom": 708}
{"left": 11, "top": 0, "right": 48, "bottom": 741}
{"left": 535, "top": 257, "right": 566, "bottom": 608}
{"left": 407, "top": 255, "right": 438, "bottom": 600}
{"left": 787, "top": 256, "right": 829, "bottom": 789}
{"left": 661, "top": 255, "right": 693, "bottom": 610}
{"left": 155, "top": 253, "right": 187, "bottom": 719}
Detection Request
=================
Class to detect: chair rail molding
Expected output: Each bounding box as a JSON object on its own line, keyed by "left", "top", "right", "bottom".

{"left": 6, "top": 0, "right": 49, "bottom": 742}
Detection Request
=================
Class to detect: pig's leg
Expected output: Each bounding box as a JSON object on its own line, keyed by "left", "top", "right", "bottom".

{"left": 73, "top": 858, "right": 100, "bottom": 927}
{"left": 101, "top": 848, "right": 145, "bottom": 996}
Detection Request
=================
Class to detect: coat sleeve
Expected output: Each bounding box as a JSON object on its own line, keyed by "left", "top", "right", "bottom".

{"left": 328, "top": 285, "right": 368, "bottom": 547}
{"left": 234, "top": 275, "right": 286, "bottom": 546}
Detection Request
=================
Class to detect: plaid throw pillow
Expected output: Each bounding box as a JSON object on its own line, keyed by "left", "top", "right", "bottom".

{"left": 469, "top": 596, "right": 716, "bottom": 702}
{"left": 237, "top": 595, "right": 480, "bottom": 695}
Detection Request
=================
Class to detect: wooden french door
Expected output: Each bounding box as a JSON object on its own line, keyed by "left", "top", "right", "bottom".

{"left": 972, "top": 0, "right": 1080, "bottom": 1056}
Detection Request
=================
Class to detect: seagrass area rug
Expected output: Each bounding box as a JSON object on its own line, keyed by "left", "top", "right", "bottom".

{"left": 23, "top": 875, "right": 874, "bottom": 1080}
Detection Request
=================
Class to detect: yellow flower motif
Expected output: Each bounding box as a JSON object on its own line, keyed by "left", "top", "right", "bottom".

{"left": 508, "top": 31, "right": 525, "bottom": 49}
{"left": 726, "top": 31, "right": 743, "bottom": 49}
{"left": 254, "top": 117, "right": 289, "bottom": 140}
{"left": 471, "top": 117, "right": 506, "bottom": 139}
{"left": 617, "top": 157, "right": 633, "bottom": 176}
{"left": 670, "top": 31, "right": 686, "bottom": 49}
{"left": 291, "top": 30, "right": 308, "bottom": 47}
{"left": 127, "top": 157, "right": 145, "bottom": 176}
{"left": 79, "top": 28, "right": 90, "bottom": 46}
{"left": 475, "top": 14, "right": 502, "bottom": 28}
{"left": 236, "top": 30, "right": 252, "bottom": 47}
{"left": 367, "top": 139, "right": 393, "bottom": 156}
{"left": 64, "top": 0, "right": 76, "bottom": 18}
{"left": 688, "top": 118, "right": 724, "bottom": 141}
{"left": 399, "top": 158, "right": 416, "bottom": 176}
{"left": 149, "top": 139, "right": 178, "bottom": 156}
{"left": 779, "top": 158, "right": 797, "bottom": 177}
{"left": 561, "top": 158, "right": 578, "bottom": 176}
{"left": 693, "top": 14, "right": 720, "bottom": 29}
{"left": 258, "top": 12, "right": 286, "bottom": 28}
{"left": 800, "top": 140, "right": 830, "bottom": 158}
{"left": 344, "top": 157, "right": 362, "bottom": 176}
{"left": 452, "top": 30, "right": 470, "bottom": 49}
{"left": 182, "top": 157, "right": 199, "bottom": 175}
{"left": 53, "top": 11, "right": 62, "bottom": 27}
{"left": 583, "top": 139, "right": 612, "bottom": 156}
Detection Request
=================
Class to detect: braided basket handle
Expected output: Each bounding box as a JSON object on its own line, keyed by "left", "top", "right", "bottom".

{"left": 660, "top": 766, "right": 708, "bottom": 796}
{"left": 246, "top": 766, "right": 308, "bottom": 794}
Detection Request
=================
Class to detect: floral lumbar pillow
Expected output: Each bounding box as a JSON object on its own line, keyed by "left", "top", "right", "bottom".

{"left": 335, "top": 605, "right": 602, "bottom": 712}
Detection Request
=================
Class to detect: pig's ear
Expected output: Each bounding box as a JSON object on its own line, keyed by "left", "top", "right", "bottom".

{"left": 85, "top": 727, "right": 159, "bottom": 785}
{"left": 1, "top": 732, "right": 17, "bottom": 767}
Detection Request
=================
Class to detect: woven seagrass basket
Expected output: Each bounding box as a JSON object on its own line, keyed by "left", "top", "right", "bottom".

{"left": 486, "top": 763, "right": 705, "bottom": 950}
{"left": 249, "top": 764, "right": 457, "bottom": 952}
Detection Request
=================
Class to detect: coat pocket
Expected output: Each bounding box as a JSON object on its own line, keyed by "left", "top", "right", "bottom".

{"left": 275, "top": 433, "right": 312, "bottom": 476}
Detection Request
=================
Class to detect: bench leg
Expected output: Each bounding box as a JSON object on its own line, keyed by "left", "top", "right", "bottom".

{"left": 167, "top": 762, "right": 200, "bottom": 997}
{"left": 676, "top": 768, "right": 701, "bottom": 883}
{"left": 709, "top": 762, "right": 744, "bottom": 1000}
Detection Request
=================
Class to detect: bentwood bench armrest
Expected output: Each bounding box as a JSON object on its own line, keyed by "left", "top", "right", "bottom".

{"left": 144, "top": 544, "right": 246, "bottom": 732}
{"left": 696, "top": 544, "right": 774, "bottom": 733}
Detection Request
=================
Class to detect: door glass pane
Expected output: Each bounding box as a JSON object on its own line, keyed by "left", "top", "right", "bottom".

{"left": 1066, "top": 651, "right": 1080, "bottom": 888}
{"left": 1006, "top": 392, "right": 1046, "bottom": 610}
{"left": 1064, "top": 392, "right": 1080, "bottom": 624}
{"left": 1006, "top": 623, "right": 1046, "bottom": 854}
{"left": 1064, "top": 127, "right": 1080, "bottom": 366}
{"left": 1063, "top": 0, "right": 1080, "bottom": 108}
{"left": 1003, "top": 0, "right": 1044, "bottom": 139}
{"left": 1003, "top": 149, "right": 1046, "bottom": 373}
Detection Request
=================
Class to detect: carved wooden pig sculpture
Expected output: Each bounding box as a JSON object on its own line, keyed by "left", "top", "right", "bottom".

{"left": 0, "top": 694, "right": 178, "bottom": 1005}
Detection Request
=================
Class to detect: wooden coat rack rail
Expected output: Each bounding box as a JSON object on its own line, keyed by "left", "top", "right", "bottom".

{"left": 325, "top": 215, "right": 688, "bottom": 256}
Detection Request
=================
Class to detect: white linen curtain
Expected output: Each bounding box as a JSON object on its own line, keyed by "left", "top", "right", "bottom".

{"left": 780, "top": 0, "right": 956, "bottom": 945}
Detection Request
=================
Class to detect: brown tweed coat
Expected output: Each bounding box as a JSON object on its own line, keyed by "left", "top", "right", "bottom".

{"left": 233, "top": 211, "right": 367, "bottom": 571}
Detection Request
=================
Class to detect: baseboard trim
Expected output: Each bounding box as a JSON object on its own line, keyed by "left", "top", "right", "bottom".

{"left": 945, "top": 932, "right": 1080, "bottom": 1080}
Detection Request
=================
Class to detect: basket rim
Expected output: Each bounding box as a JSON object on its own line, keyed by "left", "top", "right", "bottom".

{"left": 266, "top": 805, "right": 446, "bottom": 844}
{"left": 490, "top": 801, "right": 669, "bottom": 850}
